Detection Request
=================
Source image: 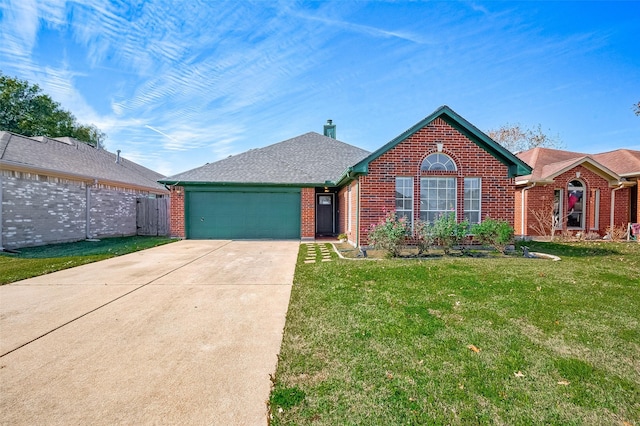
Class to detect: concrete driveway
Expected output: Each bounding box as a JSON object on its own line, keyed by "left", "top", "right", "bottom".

{"left": 0, "top": 240, "right": 299, "bottom": 425}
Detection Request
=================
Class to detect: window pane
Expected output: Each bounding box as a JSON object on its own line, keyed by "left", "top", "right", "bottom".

{"left": 420, "top": 177, "right": 457, "bottom": 223}
{"left": 465, "top": 212, "right": 479, "bottom": 224}
{"left": 395, "top": 177, "right": 413, "bottom": 227}
{"left": 464, "top": 178, "right": 481, "bottom": 225}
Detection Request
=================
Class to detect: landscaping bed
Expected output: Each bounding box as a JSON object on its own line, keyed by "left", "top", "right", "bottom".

{"left": 0, "top": 236, "right": 176, "bottom": 285}
{"left": 269, "top": 241, "right": 640, "bottom": 425}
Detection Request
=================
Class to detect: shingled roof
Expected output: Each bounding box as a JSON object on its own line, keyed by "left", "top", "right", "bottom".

{"left": 160, "top": 132, "right": 370, "bottom": 185}
{"left": 516, "top": 147, "right": 640, "bottom": 184}
{"left": 592, "top": 149, "right": 640, "bottom": 178}
{"left": 0, "top": 131, "right": 167, "bottom": 193}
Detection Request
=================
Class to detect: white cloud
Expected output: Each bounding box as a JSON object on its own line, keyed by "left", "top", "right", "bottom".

{"left": 0, "top": 0, "right": 38, "bottom": 58}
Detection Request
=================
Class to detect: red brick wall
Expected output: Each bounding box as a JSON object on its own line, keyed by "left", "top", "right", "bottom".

{"left": 358, "top": 117, "right": 515, "bottom": 246}
{"left": 636, "top": 180, "right": 640, "bottom": 224}
{"left": 514, "top": 187, "right": 524, "bottom": 236}
{"left": 338, "top": 182, "right": 359, "bottom": 244}
{"left": 613, "top": 187, "right": 630, "bottom": 230}
{"left": 338, "top": 185, "right": 347, "bottom": 237}
{"left": 519, "top": 165, "right": 630, "bottom": 237}
{"left": 301, "top": 187, "right": 315, "bottom": 239}
{"left": 168, "top": 185, "right": 185, "bottom": 238}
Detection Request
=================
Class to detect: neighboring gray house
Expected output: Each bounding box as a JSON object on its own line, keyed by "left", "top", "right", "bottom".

{"left": 0, "top": 131, "right": 168, "bottom": 249}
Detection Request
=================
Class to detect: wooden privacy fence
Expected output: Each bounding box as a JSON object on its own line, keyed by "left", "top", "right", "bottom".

{"left": 136, "top": 197, "right": 170, "bottom": 236}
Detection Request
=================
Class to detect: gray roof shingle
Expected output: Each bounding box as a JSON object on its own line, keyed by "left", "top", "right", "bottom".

{"left": 161, "top": 132, "right": 371, "bottom": 185}
{"left": 0, "top": 131, "right": 167, "bottom": 193}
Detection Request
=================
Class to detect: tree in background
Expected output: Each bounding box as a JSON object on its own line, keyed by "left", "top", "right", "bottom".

{"left": 0, "top": 72, "right": 106, "bottom": 148}
{"left": 634, "top": 101, "right": 640, "bottom": 116}
{"left": 487, "top": 123, "right": 563, "bottom": 153}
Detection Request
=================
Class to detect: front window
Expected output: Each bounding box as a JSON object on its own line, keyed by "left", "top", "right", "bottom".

{"left": 567, "top": 180, "right": 585, "bottom": 229}
{"left": 420, "top": 177, "right": 456, "bottom": 223}
{"left": 464, "top": 178, "right": 481, "bottom": 224}
{"left": 395, "top": 177, "right": 413, "bottom": 227}
{"left": 554, "top": 189, "right": 563, "bottom": 229}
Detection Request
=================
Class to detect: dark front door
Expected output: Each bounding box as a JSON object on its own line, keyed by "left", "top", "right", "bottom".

{"left": 316, "top": 193, "right": 335, "bottom": 235}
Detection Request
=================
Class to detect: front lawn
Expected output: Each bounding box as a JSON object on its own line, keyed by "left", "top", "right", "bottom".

{"left": 270, "top": 241, "right": 640, "bottom": 425}
{"left": 0, "top": 236, "right": 175, "bottom": 284}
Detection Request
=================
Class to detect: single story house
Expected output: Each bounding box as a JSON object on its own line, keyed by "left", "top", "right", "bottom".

{"left": 0, "top": 131, "right": 169, "bottom": 249}
{"left": 161, "top": 106, "right": 531, "bottom": 247}
{"left": 515, "top": 147, "right": 639, "bottom": 238}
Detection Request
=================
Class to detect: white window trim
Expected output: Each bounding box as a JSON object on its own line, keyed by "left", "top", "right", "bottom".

{"left": 464, "top": 177, "right": 481, "bottom": 225}
{"left": 395, "top": 177, "right": 414, "bottom": 229}
{"left": 591, "top": 189, "right": 600, "bottom": 230}
{"left": 567, "top": 180, "right": 585, "bottom": 230}
{"left": 554, "top": 189, "right": 564, "bottom": 230}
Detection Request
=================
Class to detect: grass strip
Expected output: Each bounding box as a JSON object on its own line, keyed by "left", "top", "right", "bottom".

{"left": 0, "top": 236, "right": 175, "bottom": 284}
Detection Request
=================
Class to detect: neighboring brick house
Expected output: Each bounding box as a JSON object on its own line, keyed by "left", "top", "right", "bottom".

{"left": 0, "top": 131, "right": 168, "bottom": 249}
{"left": 161, "top": 106, "right": 531, "bottom": 247}
{"left": 515, "top": 147, "right": 639, "bottom": 238}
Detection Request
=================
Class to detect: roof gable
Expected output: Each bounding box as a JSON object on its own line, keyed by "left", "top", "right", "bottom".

{"left": 350, "top": 105, "right": 532, "bottom": 178}
{"left": 160, "top": 132, "right": 370, "bottom": 185}
{"left": 0, "top": 131, "right": 167, "bottom": 193}
{"left": 540, "top": 156, "right": 620, "bottom": 182}
{"left": 517, "top": 147, "right": 639, "bottom": 183}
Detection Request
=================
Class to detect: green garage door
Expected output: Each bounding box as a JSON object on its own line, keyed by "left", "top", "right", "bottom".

{"left": 186, "top": 187, "right": 301, "bottom": 239}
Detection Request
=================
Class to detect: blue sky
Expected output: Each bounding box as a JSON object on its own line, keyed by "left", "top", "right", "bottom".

{"left": 1, "top": 1, "right": 638, "bottom": 176}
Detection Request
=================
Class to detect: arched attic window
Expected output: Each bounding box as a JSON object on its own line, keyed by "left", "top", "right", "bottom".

{"left": 421, "top": 153, "right": 457, "bottom": 172}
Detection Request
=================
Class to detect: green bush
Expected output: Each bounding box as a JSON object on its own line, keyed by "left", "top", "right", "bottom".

{"left": 471, "top": 218, "right": 514, "bottom": 254}
{"left": 414, "top": 220, "right": 435, "bottom": 254}
{"left": 431, "top": 212, "right": 469, "bottom": 255}
{"left": 368, "top": 211, "right": 409, "bottom": 257}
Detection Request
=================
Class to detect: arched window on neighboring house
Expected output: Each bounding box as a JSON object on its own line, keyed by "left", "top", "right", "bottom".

{"left": 567, "top": 180, "right": 585, "bottom": 229}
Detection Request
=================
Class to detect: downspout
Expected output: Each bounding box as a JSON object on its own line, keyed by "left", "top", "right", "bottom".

{"left": 610, "top": 183, "right": 625, "bottom": 235}
{"left": 356, "top": 178, "right": 361, "bottom": 248}
{"left": 86, "top": 179, "right": 97, "bottom": 239}
{"left": 86, "top": 182, "right": 91, "bottom": 239}
{"left": 520, "top": 182, "right": 536, "bottom": 237}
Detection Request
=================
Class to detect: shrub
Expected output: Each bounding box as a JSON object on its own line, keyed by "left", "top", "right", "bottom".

{"left": 605, "top": 224, "right": 627, "bottom": 241}
{"left": 368, "top": 211, "right": 409, "bottom": 257}
{"left": 471, "top": 218, "right": 514, "bottom": 254}
{"left": 414, "top": 220, "right": 435, "bottom": 255}
{"left": 431, "top": 212, "right": 469, "bottom": 255}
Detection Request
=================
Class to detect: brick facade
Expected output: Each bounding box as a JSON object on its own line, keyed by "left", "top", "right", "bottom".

{"left": 519, "top": 165, "right": 632, "bottom": 237}
{"left": 1, "top": 169, "right": 155, "bottom": 249}
{"left": 168, "top": 185, "right": 185, "bottom": 238}
{"left": 337, "top": 182, "right": 359, "bottom": 244}
{"left": 357, "top": 117, "right": 515, "bottom": 246}
{"left": 300, "top": 187, "right": 315, "bottom": 239}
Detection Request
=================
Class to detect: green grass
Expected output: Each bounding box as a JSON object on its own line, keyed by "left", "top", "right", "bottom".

{"left": 269, "top": 241, "right": 640, "bottom": 425}
{"left": 0, "top": 236, "right": 176, "bottom": 284}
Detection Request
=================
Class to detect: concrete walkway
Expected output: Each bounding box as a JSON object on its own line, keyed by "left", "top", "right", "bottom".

{"left": 0, "top": 240, "right": 299, "bottom": 425}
